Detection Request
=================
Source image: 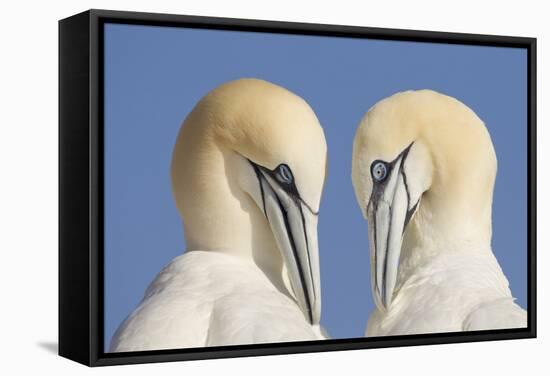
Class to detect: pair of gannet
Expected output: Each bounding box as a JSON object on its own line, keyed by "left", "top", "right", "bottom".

{"left": 110, "top": 79, "right": 326, "bottom": 351}
{"left": 352, "top": 90, "right": 527, "bottom": 335}
{"left": 110, "top": 79, "right": 526, "bottom": 352}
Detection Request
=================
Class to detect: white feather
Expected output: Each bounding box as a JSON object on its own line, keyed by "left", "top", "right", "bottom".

{"left": 110, "top": 251, "right": 324, "bottom": 352}
{"left": 366, "top": 249, "right": 526, "bottom": 336}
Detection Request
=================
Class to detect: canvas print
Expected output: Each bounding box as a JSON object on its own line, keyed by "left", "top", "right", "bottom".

{"left": 103, "top": 23, "right": 528, "bottom": 353}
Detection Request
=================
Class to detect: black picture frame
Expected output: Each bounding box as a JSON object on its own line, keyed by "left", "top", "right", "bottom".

{"left": 59, "top": 8, "right": 537, "bottom": 367}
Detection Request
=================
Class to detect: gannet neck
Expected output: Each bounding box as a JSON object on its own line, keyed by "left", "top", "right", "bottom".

{"left": 172, "top": 119, "right": 285, "bottom": 289}
{"left": 405, "top": 176, "right": 493, "bottom": 251}
{"left": 398, "top": 204, "right": 492, "bottom": 277}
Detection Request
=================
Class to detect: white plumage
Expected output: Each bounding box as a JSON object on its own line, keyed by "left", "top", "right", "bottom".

{"left": 110, "top": 251, "right": 324, "bottom": 351}
{"left": 366, "top": 250, "right": 526, "bottom": 336}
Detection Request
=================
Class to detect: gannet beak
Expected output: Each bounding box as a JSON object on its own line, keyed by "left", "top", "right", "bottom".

{"left": 250, "top": 162, "right": 321, "bottom": 325}
{"left": 367, "top": 143, "right": 417, "bottom": 311}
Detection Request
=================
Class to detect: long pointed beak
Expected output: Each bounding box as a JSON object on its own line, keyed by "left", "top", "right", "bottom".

{"left": 367, "top": 152, "right": 417, "bottom": 311}
{"left": 258, "top": 172, "right": 321, "bottom": 325}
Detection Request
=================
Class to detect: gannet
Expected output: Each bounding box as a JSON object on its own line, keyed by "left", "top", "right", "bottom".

{"left": 351, "top": 90, "right": 527, "bottom": 336}
{"left": 110, "top": 79, "right": 327, "bottom": 352}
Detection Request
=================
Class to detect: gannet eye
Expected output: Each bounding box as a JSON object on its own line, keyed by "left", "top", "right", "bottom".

{"left": 371, "top": 161, "right": 388, "bottom": 183}
{"left": 275, "top": 164, "right": 294, "bottom": 185}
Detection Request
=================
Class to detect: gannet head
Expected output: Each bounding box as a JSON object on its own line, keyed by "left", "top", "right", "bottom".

{"left": 171, "top": 79, "right": 327, "bottom": 324}
{"left": 351, "top": 90, "right": 497, "bottom": 311}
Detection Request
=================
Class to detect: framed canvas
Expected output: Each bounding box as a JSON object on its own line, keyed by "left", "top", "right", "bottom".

{"left": 59, "top": 9, "right": 537, "bottom": 366}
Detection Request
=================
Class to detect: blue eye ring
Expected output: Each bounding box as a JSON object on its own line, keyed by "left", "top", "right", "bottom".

{"left": 371, "top": 161, "right": 388, "bottom": 183}
{"left": 276, "top": 164, "right": 294, "bottom": 184}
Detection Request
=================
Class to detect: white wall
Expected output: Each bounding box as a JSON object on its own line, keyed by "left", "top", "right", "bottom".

{"left": 0, "top": 0, "right": 546, "bottom": 374}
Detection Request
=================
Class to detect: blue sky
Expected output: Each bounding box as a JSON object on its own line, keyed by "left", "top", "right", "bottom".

{"left": 103, "top": 23, "right": 527, "bottom": 351}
